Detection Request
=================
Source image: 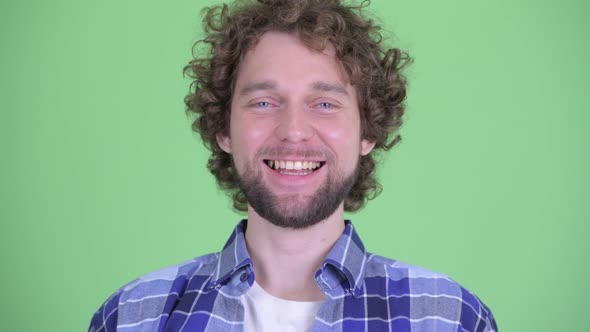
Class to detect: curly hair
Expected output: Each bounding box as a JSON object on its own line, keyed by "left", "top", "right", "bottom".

{"left": 184, "top": 0, "right": 411, "bottom": 212}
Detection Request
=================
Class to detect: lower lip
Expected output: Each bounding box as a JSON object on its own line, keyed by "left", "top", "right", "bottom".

{"left": 273, "top": 169, "right": 315, "bottom": 176}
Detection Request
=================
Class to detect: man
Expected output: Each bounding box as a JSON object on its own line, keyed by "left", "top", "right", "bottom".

{"left": 90, "top": 0, "right": 497, "bottom": 331}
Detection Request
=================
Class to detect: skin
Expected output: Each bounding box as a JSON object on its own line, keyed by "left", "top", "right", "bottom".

{"left": 217, "top": 32, "right": 375, "bottom": 301}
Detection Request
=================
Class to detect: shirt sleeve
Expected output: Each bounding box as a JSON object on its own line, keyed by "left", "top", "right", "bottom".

{"left": 88, "top": 290, "right": 122, "bottom": 332}
{"left": 483, "top": 310, "right": 499, "bottom": 332}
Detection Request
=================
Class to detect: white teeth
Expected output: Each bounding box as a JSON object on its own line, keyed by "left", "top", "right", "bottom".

{"left": 267, "top": 160, "right": 322, "bottom": 171}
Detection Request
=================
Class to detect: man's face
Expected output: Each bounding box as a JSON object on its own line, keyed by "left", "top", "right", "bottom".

{"left": 217, "top": 32, "right": 375, "bottom": 228}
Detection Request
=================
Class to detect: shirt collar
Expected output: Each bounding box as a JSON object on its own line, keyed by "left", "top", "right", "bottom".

{"left": 318, "top": 220, "right": 367, "bottom": 297}
{"left": 210, "top": 220, "right": 252, "bottom": 286}
{"left": 211, "top": 220, "right": 368, "bottom": 298}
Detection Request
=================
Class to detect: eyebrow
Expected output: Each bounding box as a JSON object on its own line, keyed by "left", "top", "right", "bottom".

{"left": 311, "top": 81, "right": 349, "bottom": 96}
{"left": 238, "top": 80, "right": 278, "bottom": 97}
{"left": 237, "top": 80, "right": 349, "bottom": 97}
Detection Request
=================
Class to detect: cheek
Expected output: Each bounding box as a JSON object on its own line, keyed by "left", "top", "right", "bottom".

{"left": 230, "top": 117, "right": 273, "bottom": 155}
{"left": 234, "top": 121, "right": 269, "bottom": 141}
{"left": 319, "top": 119, "right": 362, "bottom": 151}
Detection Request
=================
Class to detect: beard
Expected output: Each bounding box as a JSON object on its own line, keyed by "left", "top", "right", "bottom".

{"left": 235, "top": 152, "right": 359, "bottom": 229}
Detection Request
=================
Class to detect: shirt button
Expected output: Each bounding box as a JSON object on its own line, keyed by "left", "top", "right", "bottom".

{"left": 240, "top": 272, "right": 249, "bottom": 282}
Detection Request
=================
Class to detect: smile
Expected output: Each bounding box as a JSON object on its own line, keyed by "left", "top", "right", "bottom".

{"left": 264, "top": 160, "right": 325, "bottom": 175}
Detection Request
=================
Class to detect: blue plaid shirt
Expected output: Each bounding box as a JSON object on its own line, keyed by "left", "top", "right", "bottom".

{"left": 90, "top": 220, "right": 497, "bottom": 331}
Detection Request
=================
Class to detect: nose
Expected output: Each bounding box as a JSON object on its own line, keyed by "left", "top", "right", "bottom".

{"left": 274, "top": 106, "right": 314, "bottom": 143}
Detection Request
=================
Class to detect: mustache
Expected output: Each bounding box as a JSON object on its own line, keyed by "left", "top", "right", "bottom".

{"left": 255, "top": 146, "right": 332, "bottom": 160}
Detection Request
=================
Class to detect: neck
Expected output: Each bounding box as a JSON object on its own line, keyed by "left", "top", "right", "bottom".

{"left": 244, "top": 206, "right": 345, "bottom": 301}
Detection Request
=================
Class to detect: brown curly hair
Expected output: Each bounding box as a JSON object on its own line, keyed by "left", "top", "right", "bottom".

{"left": 184, "top": 0, "right": 411, "bottom": 212}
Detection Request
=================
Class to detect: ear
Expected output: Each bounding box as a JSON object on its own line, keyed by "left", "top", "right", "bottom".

{"left": 360, "top": 139, "right": 376, "bottom": 156}
{"left": 216, "top": 134, "right": 232, "bottom": 153}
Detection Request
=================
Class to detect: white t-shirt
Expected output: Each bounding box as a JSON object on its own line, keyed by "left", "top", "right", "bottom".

{"left": 240, "top": 282, "right": 324, "bottom": 332}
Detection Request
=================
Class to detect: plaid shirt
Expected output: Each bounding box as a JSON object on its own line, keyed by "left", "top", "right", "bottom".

{"left": 90, "top": 220, "right": 497, "bottom": 331}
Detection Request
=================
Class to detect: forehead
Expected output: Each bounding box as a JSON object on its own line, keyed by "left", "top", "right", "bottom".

{"left": 234, "top": 31, "right": 350, "bottom": 89}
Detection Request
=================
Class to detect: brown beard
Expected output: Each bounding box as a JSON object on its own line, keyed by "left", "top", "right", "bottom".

{"left": 235, "top": 157, "right": 359, "bottom": 229}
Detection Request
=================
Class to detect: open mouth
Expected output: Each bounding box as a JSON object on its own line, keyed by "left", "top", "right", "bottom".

{"left": 263, "top": 159, "right": 325, "bottom": 176}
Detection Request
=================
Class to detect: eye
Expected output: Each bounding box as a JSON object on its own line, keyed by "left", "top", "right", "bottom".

{"left": 247, "top": 98, "right": 280, "bottom": 113}
{"left": 255, "top": 101, "right": 272, "bottom": 108}
{"left": 312, "top": 100, "right": 339, "bottom": 113}
{"left": 248, "top": 100, "right": 278, "bottom": 111}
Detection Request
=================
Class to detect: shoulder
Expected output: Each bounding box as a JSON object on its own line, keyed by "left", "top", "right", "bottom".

{"left": 116, "top": 253, "right": 218, "bottom": 304}
{"left": 365, "top": 254, "right": 451, "bottom": 279}
{"left": 363, "top": 254, "right": 498, "bottom": 332}
{"left": 88, "top": 253, "right": 219, "bottom": 332}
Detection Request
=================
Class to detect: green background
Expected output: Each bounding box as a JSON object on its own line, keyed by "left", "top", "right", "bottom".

{"left": 2, "top": 0, "right": 588, "bottom": 331}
